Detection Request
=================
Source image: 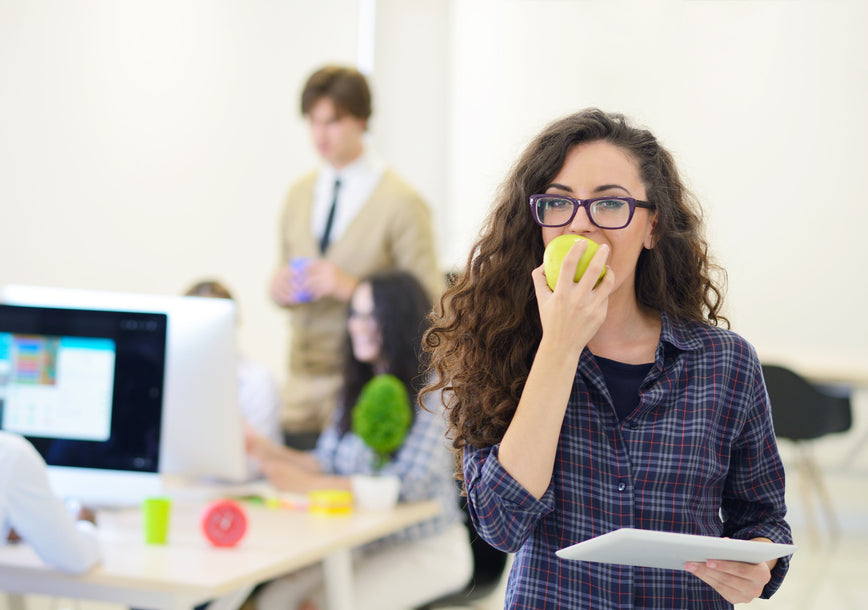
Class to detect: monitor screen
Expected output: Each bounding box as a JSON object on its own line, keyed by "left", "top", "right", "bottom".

{"left": 1, "top": 285, "right": 249, "bottom": 492}
{"left": 0, "top": 303, "right": 168, "bottom": 505}
{"left": 1, "top": 333, "right": 116, "bottom": 443}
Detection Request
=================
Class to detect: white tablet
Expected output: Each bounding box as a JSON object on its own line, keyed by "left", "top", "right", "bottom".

{"left": 556, "top": 528, "right": 796, "bottom": 571}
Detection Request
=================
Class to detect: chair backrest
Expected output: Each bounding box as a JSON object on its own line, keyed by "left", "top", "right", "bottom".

{"left": 761, "top": 364, "right": 853, "bottom": 441}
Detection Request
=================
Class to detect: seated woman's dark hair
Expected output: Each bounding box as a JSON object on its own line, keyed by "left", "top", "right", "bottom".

{"left": 336, "top": 269, "right": 433, "bottom": 435}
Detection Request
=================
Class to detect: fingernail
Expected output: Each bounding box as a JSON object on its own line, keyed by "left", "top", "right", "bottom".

{"left": 707, "top": 561, "right": 717, "bottom": 569}
{"left": 685, "top": 562, "right": 697, "bottom": 572}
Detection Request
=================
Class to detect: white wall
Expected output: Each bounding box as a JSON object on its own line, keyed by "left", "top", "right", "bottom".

{"left": 369, "top": 0, "right": 451, "bottom": 255}
{"left": 2, "top": 0, "right": 866, "bottom": 390}
{"left": 0, "top": 0, "right": 361, "bottom": 382}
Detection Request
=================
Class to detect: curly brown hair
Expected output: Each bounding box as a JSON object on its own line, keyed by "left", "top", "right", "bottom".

{"left": 422, "top": 108, "right": 727, "bottom": 451}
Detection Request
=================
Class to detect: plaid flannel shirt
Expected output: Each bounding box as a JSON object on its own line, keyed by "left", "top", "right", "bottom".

{"left": 465, "top": 313, "right": 792, "bottom": 609}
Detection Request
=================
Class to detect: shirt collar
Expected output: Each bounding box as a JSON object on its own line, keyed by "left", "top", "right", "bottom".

{"left": 577, "top": 312, "right": 710, "bottom": 375}
{"left": 321, "top": 148, "right": 383, "bottom": 184}
{"left": 657, "top": 311, "right": 707, "bottom": 355}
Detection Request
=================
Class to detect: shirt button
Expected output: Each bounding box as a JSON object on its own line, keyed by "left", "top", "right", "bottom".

{"left": 627, "top": 421, "right": 638, "bottom": 430}
{"left": 618, "top": 481, "right": 627, "bottom": 492}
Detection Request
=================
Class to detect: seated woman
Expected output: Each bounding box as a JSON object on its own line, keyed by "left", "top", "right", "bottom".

{"left": 246, "top": 269, "right": 472, "bottom": 610}
{"left": 0, "top": 430, "right": 100, "bottom": 573}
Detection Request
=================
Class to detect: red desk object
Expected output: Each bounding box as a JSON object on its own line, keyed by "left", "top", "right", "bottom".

{"left": 201, "top": 499, "right": 248, "bottom": 547}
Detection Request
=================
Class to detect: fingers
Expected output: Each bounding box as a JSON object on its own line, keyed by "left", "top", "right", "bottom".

{"left": 581, "top": 243, "right": 610, "bottom": 290}
{"left": 260, "top": 458, "right": 311, "bottom": 493}
{"left": 554, "top": 239, "right": 589, "bottom": 290}
{"left": 552, "top": 241, "right": 610, "bottom": 293}
{"left": 271, "top": 267, "right": 295, "bottom": 305}
{"left": 243, "top": 426, "right": 262, "bottom": 455}
{"left": 685, "top": 560, "right": 770, "bottom": 604}
{"left": 534, "top": 241, "right": 612, "bottom": 354}
{"left": 77, "top": 507, "right": 98, "bottom": 524}
{"left": 302, "top": 259, "right": 335, "bottom": 299}
{"left": 531, "top": 263, "right": 551, "bottom": 298}
{"left": 258, "top": 458, "right": 286, "bottom": 489}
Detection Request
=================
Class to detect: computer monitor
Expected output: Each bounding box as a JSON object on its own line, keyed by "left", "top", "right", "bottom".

{"left": 1, "top": 285, "right": 249, "bottom": 504}
{"left": 0, "top": 303, "right": 168, "bottom": 506}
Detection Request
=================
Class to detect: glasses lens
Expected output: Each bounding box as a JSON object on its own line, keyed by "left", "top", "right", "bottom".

{"left": 535, "top": 197, "right": 575, "bottom": 226}
{"left": 348, "top": 309, "right": 377, "bottom": 323}
{"left": 589, "top": 198, "right": 630, "bottom": 229}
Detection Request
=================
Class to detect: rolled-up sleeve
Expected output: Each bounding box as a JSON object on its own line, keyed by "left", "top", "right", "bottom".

{"left": 722, "top": 360, "right": 793, "bottom": 598}
{"left": 463, "top": 443, "right": 555, "bottom": 553}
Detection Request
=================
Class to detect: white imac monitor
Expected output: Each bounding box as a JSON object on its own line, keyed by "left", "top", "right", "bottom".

{"left": 0, "top": 303, "right": 168, "bottom": 506}
{"left": 1, "top": 285, "right": 249, "bottom": 504}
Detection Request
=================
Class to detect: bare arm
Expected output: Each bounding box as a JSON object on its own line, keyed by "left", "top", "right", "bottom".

{"left": 245, "top": 425, "right": 321, "bottom": 473}
{"left": 258, "top": 458, "right": 351, "bottom": 493}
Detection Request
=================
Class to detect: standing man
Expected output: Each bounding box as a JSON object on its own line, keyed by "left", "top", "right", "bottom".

{"left": 271, "top": 65, "right": 443, "bottom": 448}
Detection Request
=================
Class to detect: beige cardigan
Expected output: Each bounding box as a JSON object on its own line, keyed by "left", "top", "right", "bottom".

{"left": 278, "top": 166, "right": 443, "bottom": 378}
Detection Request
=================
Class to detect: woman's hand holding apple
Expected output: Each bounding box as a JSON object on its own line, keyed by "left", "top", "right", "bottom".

{"left": 543, "top": 234, "right": 607, "bottom": 291}
{"left": 533, "top": 238, "right": 613, "bottom": 357}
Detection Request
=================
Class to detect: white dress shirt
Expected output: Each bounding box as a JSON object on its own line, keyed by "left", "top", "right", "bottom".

{"left": 0, "top": 431, "right": 101, "bottom": 573}
{"left": 310, "top": 149, "right": 386, "bottom": 246}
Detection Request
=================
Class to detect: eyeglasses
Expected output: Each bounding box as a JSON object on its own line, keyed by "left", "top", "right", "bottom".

{"left": 529, "top": 194, "right": 656, "bottom": 229}
{"left": 348, "top": 308, "right": 377, "bottom": 323}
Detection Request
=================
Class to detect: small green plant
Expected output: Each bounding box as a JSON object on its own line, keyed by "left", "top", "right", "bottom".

{"left": 351, "top": 374, "right": 412, "bottom": 469}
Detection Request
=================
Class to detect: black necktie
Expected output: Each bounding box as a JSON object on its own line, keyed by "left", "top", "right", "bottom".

{"left": 319, "top": 178, "right": 341, "bottom": 254}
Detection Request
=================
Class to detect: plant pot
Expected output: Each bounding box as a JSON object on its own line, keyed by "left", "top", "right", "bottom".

{"left": 350, "top": 474, "right": 401, "bottom": 511}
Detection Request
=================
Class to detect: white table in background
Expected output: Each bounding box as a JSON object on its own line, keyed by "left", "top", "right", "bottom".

{"left": 0, "top": 498, "right": 440, "bottom": 610}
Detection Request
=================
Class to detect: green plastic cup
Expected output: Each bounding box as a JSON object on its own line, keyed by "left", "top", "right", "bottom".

{"left": 142, "top": 497, "right": 172, "bottom": 545}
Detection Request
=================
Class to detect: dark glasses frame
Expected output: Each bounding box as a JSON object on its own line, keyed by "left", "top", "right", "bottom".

{"left": 529, "top": 194, "right": 656, "bottom": 229}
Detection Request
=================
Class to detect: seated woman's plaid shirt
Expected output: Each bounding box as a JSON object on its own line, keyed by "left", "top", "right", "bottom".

{"left": 314, "top": 388, "right": 463, "bottom": 549}
{"left": 465, "top": 313, "right": 793, "bottom": 609}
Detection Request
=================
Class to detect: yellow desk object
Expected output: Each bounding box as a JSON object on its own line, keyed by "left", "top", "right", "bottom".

{"left": 308, "top": 489, "right": 354, "bottom": 515}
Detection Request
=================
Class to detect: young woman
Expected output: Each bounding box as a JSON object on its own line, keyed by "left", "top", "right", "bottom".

{"left": 422, "top": 109, "right": 792, "bottom": 608}
{"left": 247, "top": 270, "right": 472, "bottom": 610}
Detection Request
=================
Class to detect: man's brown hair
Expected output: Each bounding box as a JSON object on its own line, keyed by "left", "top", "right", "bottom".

{"left": 300, "top": 65, "right": 372, "bottom": 121}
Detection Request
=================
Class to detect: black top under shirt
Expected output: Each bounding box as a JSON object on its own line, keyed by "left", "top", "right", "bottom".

{"left": 594, "top": 355, "right": 654, "bottom": 421}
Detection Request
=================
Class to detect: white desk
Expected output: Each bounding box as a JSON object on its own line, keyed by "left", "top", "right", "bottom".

{"left": 0, "top": 498, "right": 440, "bottom": 610}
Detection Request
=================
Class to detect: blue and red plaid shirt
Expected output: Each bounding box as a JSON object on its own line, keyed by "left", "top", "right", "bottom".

{"left": 464, "top": 313, "right": 792, "bottom": 609}
{"left": 314, "top": 388, "right": 463, "bottom": 549}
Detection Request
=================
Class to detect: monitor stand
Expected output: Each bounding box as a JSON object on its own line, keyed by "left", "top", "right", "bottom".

{"left": 46, "top": 466, "right": 165, "bottom": 509}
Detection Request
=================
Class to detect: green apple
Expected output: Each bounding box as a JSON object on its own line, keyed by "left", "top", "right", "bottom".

{"left": 543, "top": 234, "right": 606, "bottom": 291}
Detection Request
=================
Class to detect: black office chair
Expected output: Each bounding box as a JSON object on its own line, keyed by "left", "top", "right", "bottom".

{"left": 761, "top": 363, "right": 853, "bottom": 544}
{"left": 416, "top": 491, "right": 509, "bottom": 609}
